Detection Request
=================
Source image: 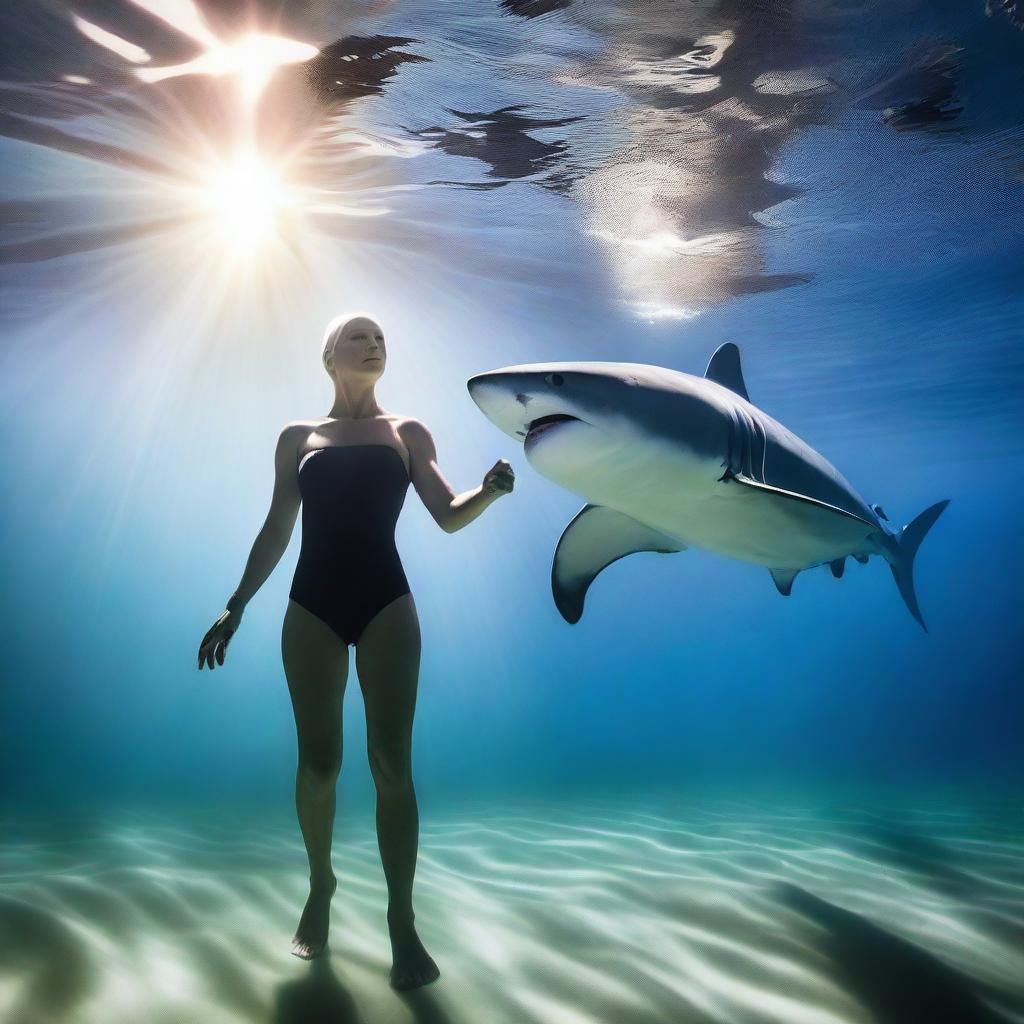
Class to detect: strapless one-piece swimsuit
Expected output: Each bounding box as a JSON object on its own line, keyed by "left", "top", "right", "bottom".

{"left": 289, "top": 444, "right": 411, "bottom": 646}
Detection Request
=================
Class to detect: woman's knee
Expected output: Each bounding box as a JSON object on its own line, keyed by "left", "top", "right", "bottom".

{"left": 298, "top": 750, "right": 342, "bottom": 792}
{"left": 367, "top": 743, "right": 412, "bottom": 793}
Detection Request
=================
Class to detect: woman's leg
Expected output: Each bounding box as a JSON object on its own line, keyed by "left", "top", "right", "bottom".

{"left": 282, "top": 598, "right": 350, "bottom": 959}
{"left": 354, "top": 592, "right": 439, "bottom": 990}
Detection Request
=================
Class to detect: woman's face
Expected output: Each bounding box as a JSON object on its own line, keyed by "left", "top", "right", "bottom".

{"left": 328, "top": 316, "right": 386, "bottom": 382}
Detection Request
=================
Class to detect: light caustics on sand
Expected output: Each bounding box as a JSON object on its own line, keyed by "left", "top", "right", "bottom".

{"left": 1, "top": 801, "right": 1022, "bottom": 1024}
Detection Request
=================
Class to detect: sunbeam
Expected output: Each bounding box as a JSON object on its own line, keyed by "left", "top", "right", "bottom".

{"left": 7, "top": 3, "right": 415, "bottom": 319}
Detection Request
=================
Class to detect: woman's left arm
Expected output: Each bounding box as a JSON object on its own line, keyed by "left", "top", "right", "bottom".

{"left": 399, "top": 419, "right": 514, "bottom": 533}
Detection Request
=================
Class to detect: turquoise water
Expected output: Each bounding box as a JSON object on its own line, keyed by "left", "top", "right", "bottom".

{"left": 1, "top": 1, "right": 1022, "bottom": 1021}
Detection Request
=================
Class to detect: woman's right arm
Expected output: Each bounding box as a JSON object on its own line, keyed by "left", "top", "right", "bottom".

{"left": 226, "top": 422, "right": 305, "bottom": 614}
{"left": 198, "top": 423, "right": 304, "bottom": 670}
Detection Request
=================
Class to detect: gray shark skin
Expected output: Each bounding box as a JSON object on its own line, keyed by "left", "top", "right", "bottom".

{"left": 467, "top": 344, "right": 949, "bottom": 630}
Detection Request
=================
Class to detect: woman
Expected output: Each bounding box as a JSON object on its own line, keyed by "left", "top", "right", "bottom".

{"left": 196, "top": 312, "right": 514, "bottom": 988}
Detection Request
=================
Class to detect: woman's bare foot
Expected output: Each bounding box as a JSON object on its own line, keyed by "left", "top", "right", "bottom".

{"left": 291, "top": 875, "right": 337, "bottom": 960}
{"left": 387, "top": 909, "right": 440, "bottom": 991}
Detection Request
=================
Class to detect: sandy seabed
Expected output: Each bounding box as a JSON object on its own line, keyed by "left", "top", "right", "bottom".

{"left": 1, "top": 797, "right": 1022, "bottom": 1024}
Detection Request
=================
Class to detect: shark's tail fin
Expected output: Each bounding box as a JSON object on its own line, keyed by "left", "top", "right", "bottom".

{"left": 887, "top": 499, "right": 950, "bottom": 631}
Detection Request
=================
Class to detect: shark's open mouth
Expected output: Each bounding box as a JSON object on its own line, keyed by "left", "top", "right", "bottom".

{"left": 525, "top": 413, "right": 578, "bottom": 446}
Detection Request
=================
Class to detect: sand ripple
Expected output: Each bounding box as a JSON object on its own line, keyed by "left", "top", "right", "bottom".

{"left": 0, "top": 799, "right": 1021, "bottom": 1024}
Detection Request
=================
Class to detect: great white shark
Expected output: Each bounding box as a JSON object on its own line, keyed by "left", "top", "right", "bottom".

{"left": 467, "top": 344, "right": 949, "bottom": 631}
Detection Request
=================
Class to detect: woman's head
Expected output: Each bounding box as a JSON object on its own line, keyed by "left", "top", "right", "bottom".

{"left": 321, "top": 312, "right": 387, "bottom": 383}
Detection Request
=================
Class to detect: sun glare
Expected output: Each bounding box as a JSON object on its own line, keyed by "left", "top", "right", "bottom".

{"left": 136, "top": 33, "right": 319, "bottom": 107}
{"left": 63, "top": 4, "right": 375, "bottom": 286}
{"left": 196, "top": 152, "right": 295, "bottom": 246}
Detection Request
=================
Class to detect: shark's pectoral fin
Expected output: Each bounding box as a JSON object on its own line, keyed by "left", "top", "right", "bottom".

{"left": 728, "top": 473, "right": 877, "bottom": 529}
{"left": 552, "top": 505, "right": 685, "bottom": 623}
{"left": 769, "top": 567, "right": 800, "bottom": 596}
{"left": 704, "top": 342, "right": 750, "bottom": 401}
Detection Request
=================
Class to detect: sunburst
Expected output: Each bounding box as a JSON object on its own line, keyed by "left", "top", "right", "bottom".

{"left": 190, "top": 150, "right": 298, "bottom": 248}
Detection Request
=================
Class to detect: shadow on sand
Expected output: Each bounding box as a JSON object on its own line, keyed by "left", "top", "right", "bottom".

{"left": 272, "top": 956, "right": 455, "bottom": 1024}
{"left": 777, "top": 883, "right": 1013, "bottom": 1024}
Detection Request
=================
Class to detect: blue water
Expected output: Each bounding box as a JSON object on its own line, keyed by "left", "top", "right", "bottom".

{"left": 1, "top": 1, "right": 1022, "bottom": 1021}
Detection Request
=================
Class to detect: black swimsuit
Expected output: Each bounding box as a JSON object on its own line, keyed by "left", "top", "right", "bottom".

{"left": 289, "top": 444, "right": 411, "bottom": 646}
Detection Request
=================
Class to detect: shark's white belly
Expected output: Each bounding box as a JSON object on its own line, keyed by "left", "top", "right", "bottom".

{"left": 529, "top": 427, "right": 874, "bottom": 569}
{"left": 642, "top": 484, "right": 873, "bottom": 567}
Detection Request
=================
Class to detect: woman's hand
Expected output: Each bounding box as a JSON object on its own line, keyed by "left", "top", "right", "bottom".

{"left": 197, "top": 608, "right": 241, "bottom": 670}
{"left": 482, "top": 459, "right": 515, "bottom": 498}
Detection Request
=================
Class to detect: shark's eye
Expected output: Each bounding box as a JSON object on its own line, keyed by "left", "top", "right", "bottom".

{"left": 546, "top": 373, "right": 564, "bottom": 387}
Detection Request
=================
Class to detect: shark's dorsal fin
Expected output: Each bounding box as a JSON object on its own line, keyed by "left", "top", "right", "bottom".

{"left": 704, "top": 342, "right": 750, "bottom": 401}
{"left": 552, "top": 505, "right": 685, "bottom": 623}
{"left": 769, "top": 567, "right": 800, "bottom": 596}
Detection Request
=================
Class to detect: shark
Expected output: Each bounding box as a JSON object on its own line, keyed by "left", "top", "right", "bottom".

{"left": 467, "top": 344, "right": 949, "bottom": 631}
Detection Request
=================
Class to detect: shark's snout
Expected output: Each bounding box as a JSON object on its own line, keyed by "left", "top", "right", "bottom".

{"left": 467, "top": 371, "right": 531, "bottom": 439}
{"left": 466, "top": 372, "right": 492, "bottom": 399}
{"left": 468, "top": 366, "right": 579, "bottom": 441}
{"left": 467, "top": 371, "right": 517, "bottom": 407}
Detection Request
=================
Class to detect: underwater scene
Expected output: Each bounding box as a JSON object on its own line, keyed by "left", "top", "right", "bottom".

{"left": 1, "top": 1, "right": 1022, "bottom": 1022}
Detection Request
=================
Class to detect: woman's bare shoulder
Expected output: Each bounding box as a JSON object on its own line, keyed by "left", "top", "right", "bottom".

{"left": 395, "top": 416, "right": 434, "bottom": 446}
{"left": 276, "top": 420, "right": 319, "bottom": 451}
{"left": 279, "top": 419, "right": 323, "bottom": 435}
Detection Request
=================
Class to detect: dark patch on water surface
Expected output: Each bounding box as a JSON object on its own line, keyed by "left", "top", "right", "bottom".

{"left": 500, "top": 0, "right": 574, "bottom": 17}
{"left": 777, "top": 884, "right": 1014, "bottom": 1024}
{"left": 724, "top": 272, "right": 815, "bottom": 297}
{"left": 988, "top": 0, "right": 1024, "bottom": 30}
{"left": 856, "top": 44, "right": 964, "bottom": 132}
{"left": 406, "top": 105, "right": 586, "bottom": 191}
{"left": 0, "top": 215, "right": 187, "bottom": 263}
{"left": 303, "top": 35, "right": 429, "bottom": 106}
{"left": 0, "top": 110, "right": 176, "bottom": 177}
{"left": 0, "top": 0, "right": 198, "bottom": 83}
